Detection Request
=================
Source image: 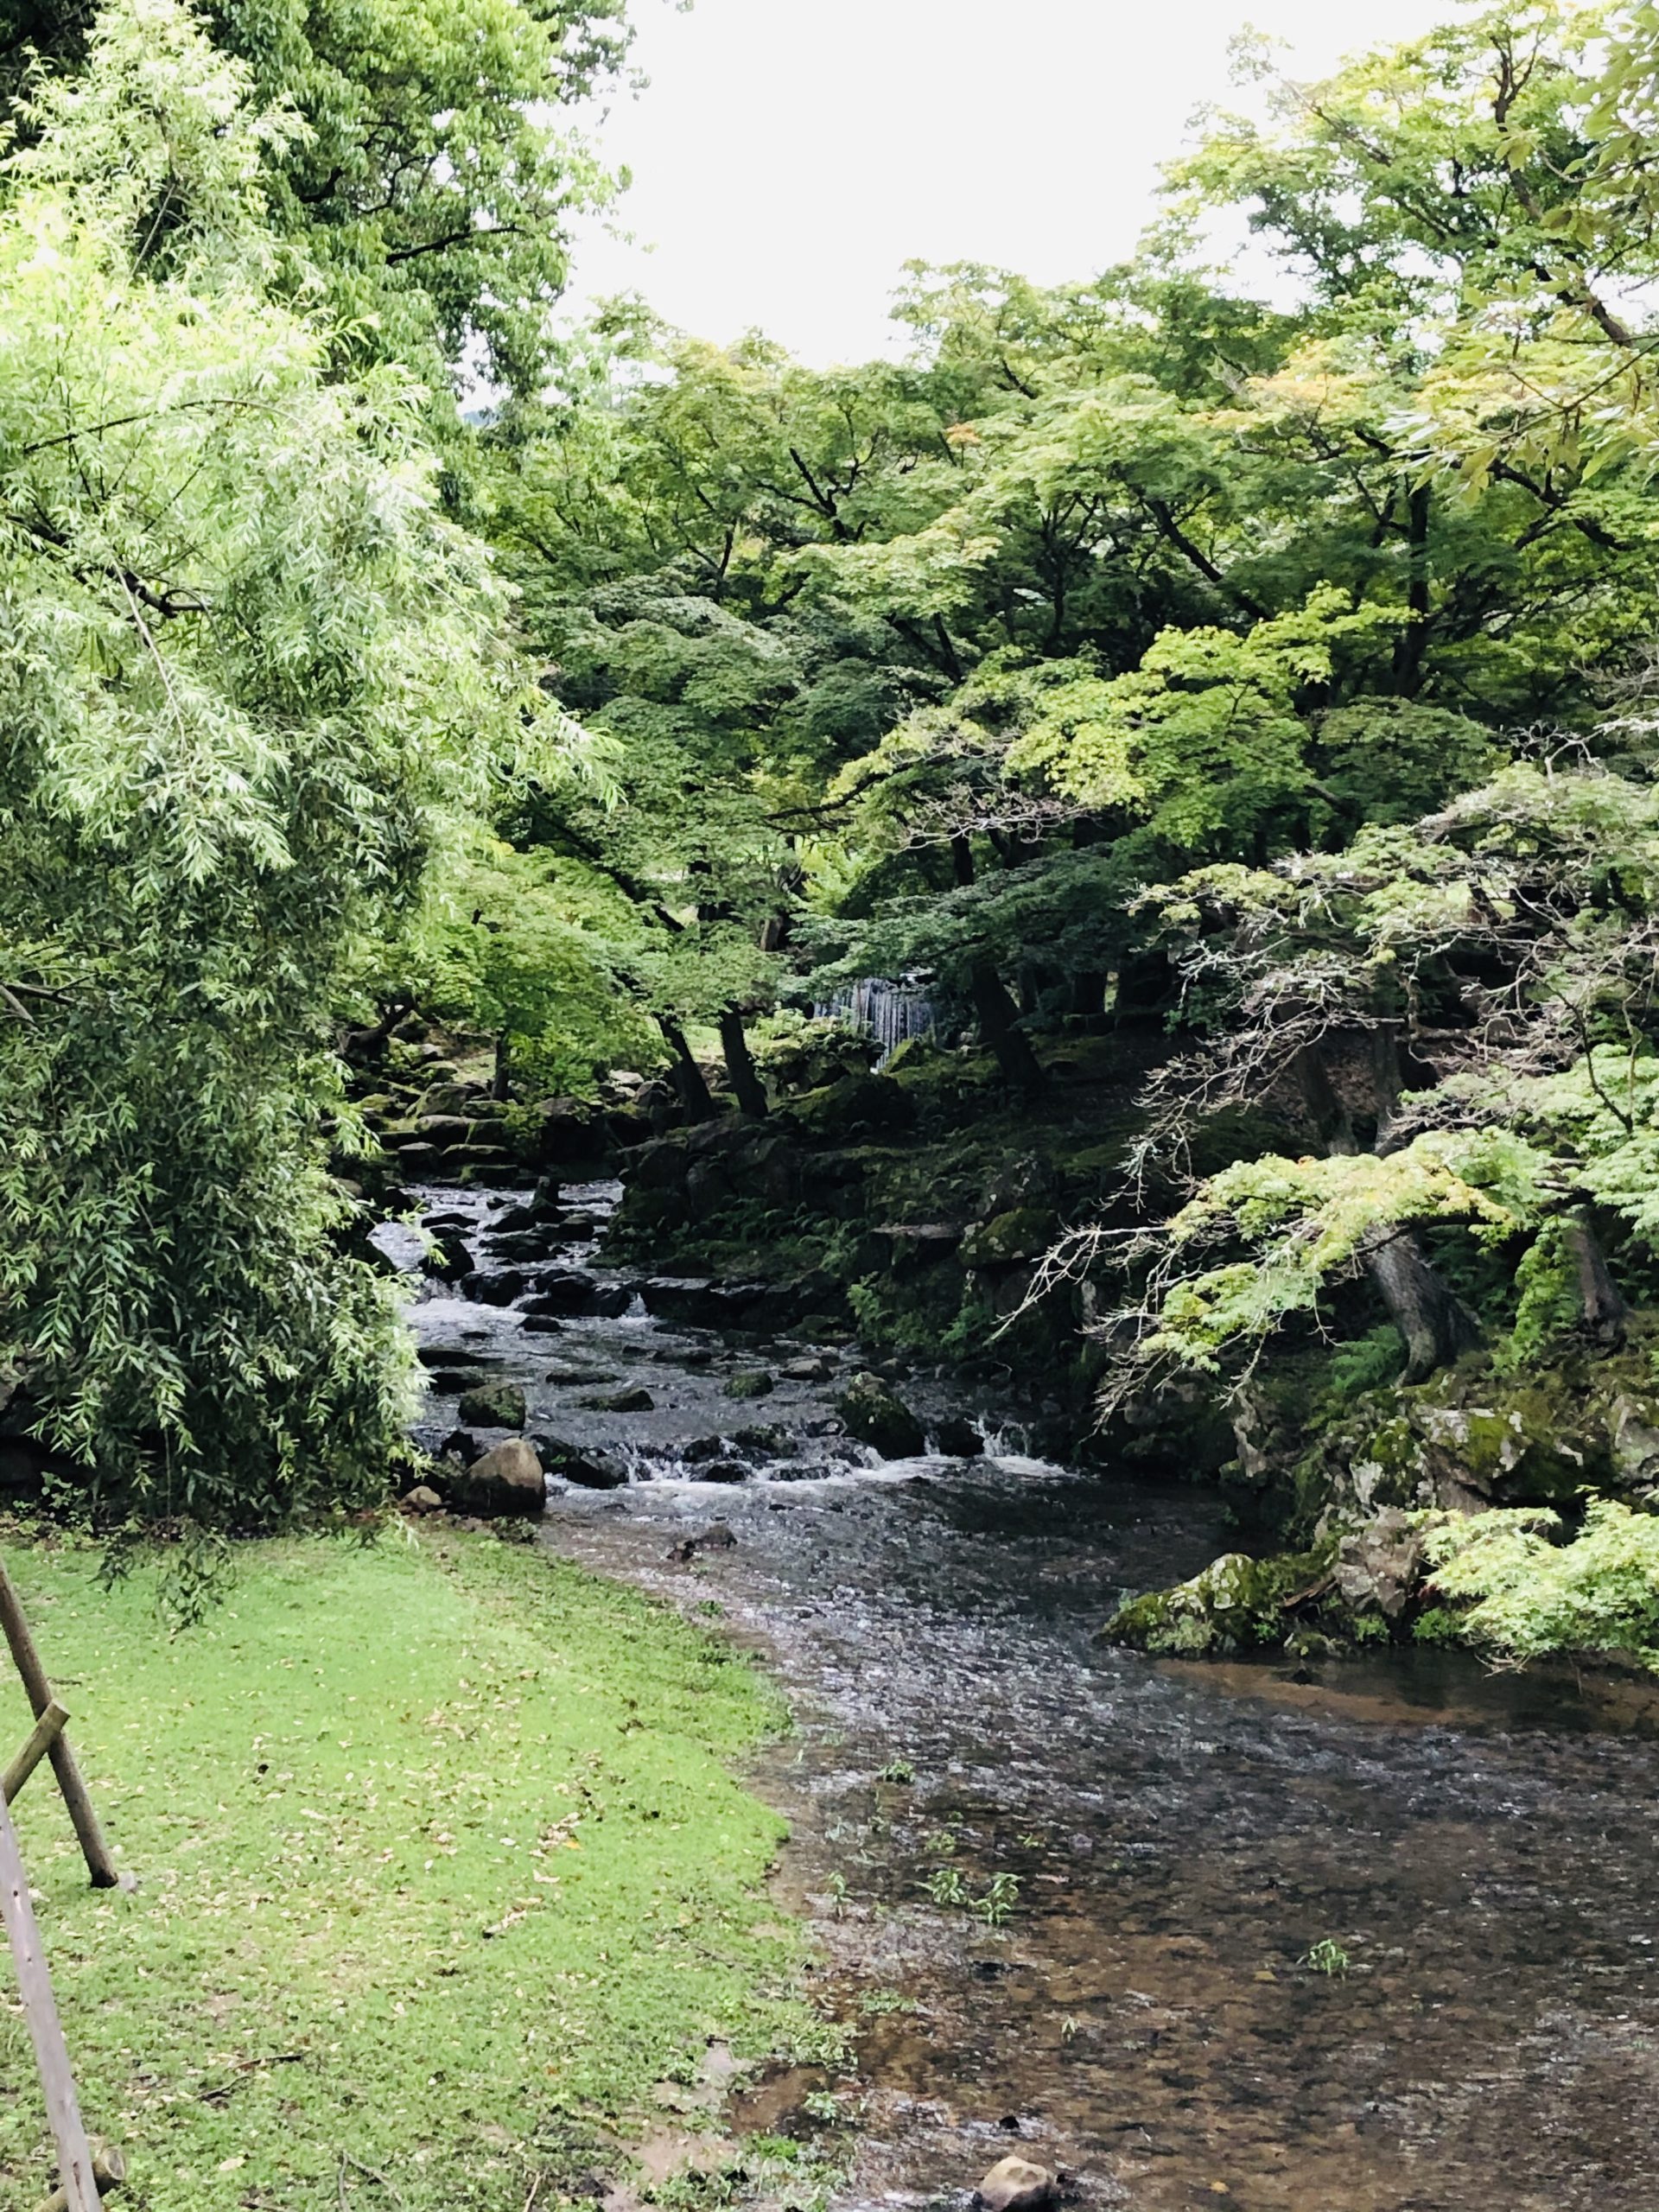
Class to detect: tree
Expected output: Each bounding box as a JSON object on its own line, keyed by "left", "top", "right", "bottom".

{"left": 1085, "top": 757, "right": 1659, "bottom": 1402}
{"left": 0, "top": 0, "right": 631, "bottom": 394}
{"left": 0, "top": 0, "right": 563, "bottom": 1533}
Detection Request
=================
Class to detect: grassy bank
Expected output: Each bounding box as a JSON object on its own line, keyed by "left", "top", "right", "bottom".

{"left": 0, "top": 1529, "right": 816, "bottom": 2210}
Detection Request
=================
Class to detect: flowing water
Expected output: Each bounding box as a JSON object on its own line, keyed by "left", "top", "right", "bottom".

{"left": 399, "top": 1181, "right": 1659, "bottom": 2212}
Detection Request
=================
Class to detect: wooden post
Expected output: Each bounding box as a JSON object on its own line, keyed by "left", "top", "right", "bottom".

{"left": 0, "top": 1563, "right": 118, "bottom": 1887}
{"left": 0, "top": 1789, "right": 101, "bottom": 2212}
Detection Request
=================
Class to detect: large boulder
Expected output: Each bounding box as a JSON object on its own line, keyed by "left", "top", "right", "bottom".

{"left": 837, "top": 1371, "right": 925, "bottom": 1459}
{"left": 448, "top": 1437, "right": 545, "bottom": 1516}
{"left": 1102, "top": 1547, "right": 1329, "bottom": 1657}
{"left": 783, "top": 1072, "right": 913, "bottom": 1144}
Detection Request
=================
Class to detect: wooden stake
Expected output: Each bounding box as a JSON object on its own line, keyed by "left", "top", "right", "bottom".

{"left": 0, "top": 1789, "right": 101, "bottom": 2211}
{"left": 34, "top": 2139, "right": 124, "bottom": 2212}
{"left": 0, "top": 1562, "right": 118, "bottom": 1887}
{"left": 3, "top": 1700, "right": 69, "bottom": 1806}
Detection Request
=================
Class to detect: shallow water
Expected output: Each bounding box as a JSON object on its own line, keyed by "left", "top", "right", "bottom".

{"left": 404, "top": 1180, "right": 1659, "bottom": 2212}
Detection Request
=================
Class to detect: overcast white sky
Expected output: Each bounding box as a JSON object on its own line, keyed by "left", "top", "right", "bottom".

{"left": 560, "top": 0, "right": 1452, "bottom": 363}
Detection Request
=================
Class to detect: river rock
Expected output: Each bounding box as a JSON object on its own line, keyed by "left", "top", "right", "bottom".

{"left": 976, "top": 2158, "right": 1057, "bottom": 2212}
{"left": 838, "top": 1371, "right": 925, "bottom": 1459}
{"left": 399, "top": 1484, "right": 444, "bottom": 1515}
{"left": 934, "top": 1415, "right": 985, "bottom": 1459}
{"left": 461, "top": 1268, "right": 537, "bottom": 1306}
{"left": 582, "top": 1387, "right": 654, "bottom": 1413}
{"left": 423, "top": 1232, "right": 475, "bottom": 1281}
{"left": 669, "top": 1522, "right": 738, "bottom": 1561}
{"left": 536, "top": 1438, "right": 629, "bottom": 1491}
{"left": 779, "top": 1355, "right": 834, "bottom": 1382}
{"left": 457, "top": 1381, "right": 526, "bottom": 1430}
{"left": 448, "top": 1437, "right": 545, "bottom": 1516}
{"left": 724, "top": 1370, "right": 774, "bottom": 1401}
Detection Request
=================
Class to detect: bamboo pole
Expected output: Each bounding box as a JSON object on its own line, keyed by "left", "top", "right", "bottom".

{"left": 0, "top": 1789, "right": 100, "bottom": 2212}
{"left": 0, "top": 1561, "right": 118, "bottom": 1887}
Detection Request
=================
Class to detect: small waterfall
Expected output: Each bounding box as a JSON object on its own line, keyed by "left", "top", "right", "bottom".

{"left": 815, "top": 977, "right": 938, "bottom": 1067}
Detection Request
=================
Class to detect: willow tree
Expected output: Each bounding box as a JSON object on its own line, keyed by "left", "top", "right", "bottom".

{"left": 0, "top": 0, "right": 556, "bottom": 1532}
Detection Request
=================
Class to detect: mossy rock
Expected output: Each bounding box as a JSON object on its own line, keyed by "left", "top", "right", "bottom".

{"left": 783, "top": 1074, "right": 915, "bottom": 1144}
{"left": 457, "top": 1381, "right": 527, "bottom": 1431}
{"left": 837, "top": 1371, "right": 925, "bottom": 1459}
{"left": 1101, "top": 1546, "right": 1331, "bottom": 1657}
{"left": 960, "top": 1207, "right": 1055, "bottom": 1268}
{"left": 723, "top": 1370, "right": 775, "bottom": 1401}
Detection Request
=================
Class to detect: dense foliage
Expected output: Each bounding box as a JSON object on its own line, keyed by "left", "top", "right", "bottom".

{"left": 0, "top": 0, "right": 567, "bottom": 1530}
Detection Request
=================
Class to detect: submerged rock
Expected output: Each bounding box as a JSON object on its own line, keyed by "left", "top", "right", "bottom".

{"left": 837, "top": 1371, "right": 925, "bottom": 1459}
{"left": 933, "top": 1415, "right": 985, "bottom": 1459}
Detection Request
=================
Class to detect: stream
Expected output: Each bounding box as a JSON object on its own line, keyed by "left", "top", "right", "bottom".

{"left": 397, "top": 1179, "right": 1659, "bottom": 2212}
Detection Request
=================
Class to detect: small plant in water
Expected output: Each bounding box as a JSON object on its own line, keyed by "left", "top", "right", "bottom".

{"left": 859, "top": 1986, "right": 916, "bottom": 2017}
{"left": 878, "top": 1758, "right": 915, "bottom": 1784}
{"left": 974, "top": 1872, "right": 1021, "bottom": 1928}
{"left": 1301, "top": 1937, "right": 1351, "bottom": 1977}
{"left": 923, "top": 1864, "right": 969, "bottom": 1907}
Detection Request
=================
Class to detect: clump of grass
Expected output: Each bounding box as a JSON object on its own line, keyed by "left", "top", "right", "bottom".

{"left": 1301, "top": 1937, "right": 1351, "bottom": 1978}
{"left": 0, "top": 1529, "right": 815, "bottom": 2209}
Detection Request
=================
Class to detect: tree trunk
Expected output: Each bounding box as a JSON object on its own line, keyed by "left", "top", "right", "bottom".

{"left": 1296, "top": 1041, "right": 1479, "bottom": 1381}
{"left": 1391, "top": 480, "right": 1432, "bottom": 698}
{"left": 1071, "top": 969, "right": 1108, "bottom": 1024}
{"left": 970, "top": 960, "right": 1045, "bottom": 1093}
{"left": 1566, "top": 1211, "right": 1627, "bottom": 1343}
{"left": 718, "top": 1008, "right": 769, "bottom": 1120}
{"left": 1362, "top": 1225, "right": 1482, "bottom": 1382}
{"left": 491, "top": 1029, "right": 511, "bottom": 1103}
{"left": 1112, "top": 949, "right": 1174, "bottom": 1025}
{"left": 657, "top": 1017, "right": 716, "bottom": 1123}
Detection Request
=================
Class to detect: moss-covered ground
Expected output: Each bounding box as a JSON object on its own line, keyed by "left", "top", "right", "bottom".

{"left": 0, "top": 1529, "right": 817, "bottom": 2211}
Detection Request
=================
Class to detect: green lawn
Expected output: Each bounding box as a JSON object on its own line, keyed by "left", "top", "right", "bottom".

{"left": 0, "top": 1528, "right": 812, "bottom": 2210}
